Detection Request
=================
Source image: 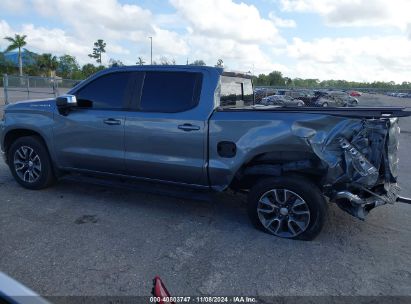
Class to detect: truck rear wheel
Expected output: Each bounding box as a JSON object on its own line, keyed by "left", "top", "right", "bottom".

{"left": 247, "top": 176, "right": 327, "bottom": 240}
{"left": 8, "top": 136, "right": 55, "bottom": 190}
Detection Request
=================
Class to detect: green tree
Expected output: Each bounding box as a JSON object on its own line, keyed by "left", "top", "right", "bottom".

{"left": 58, "top": 54, "right": 79, "bottom": 78}
{"left": 267, "top": 71, "right": 285, "bottom": 86}
{"left": 0, "top": 51, "right": 16, "bottom": 77}
{"left": 88, "top": 39, "right": 106, "bottom": 65}
{"left": 4, "top": 34, "right": 27, "bottom": 76}
{"left": 109, "top": 58, "right": 124, "bottom": 67}
{"left": 137, "top": 57, "right": 145, "bottom": 65}
{"left": 37, "top": 53, "right": 59, "bottom": 77}
{"left": 254, "top": 74, "right": 270, "bottom": 86}
{"left": 215, "top": 59, "right": 224, "bottom": 68}
{"left": 158, "top": 56, "right": 176, "bottom": 65}
{"left": 81, "top": 63, "right": 105, "bottom": 78}
{"left": 284, "top": 77, "right": 293, "bottom": 87}
{"left": 190, "top": 59, "right": 206, "bottom": 66}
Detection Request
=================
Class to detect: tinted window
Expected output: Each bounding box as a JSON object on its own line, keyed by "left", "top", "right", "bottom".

{"left": 220, "top": 76, "right": 254, "bottom": 108}
{"left": 76, "top": 72, "right": 134, "bottom": 109}
{"left": 140, "top": 72, "right": 202, "bottom": 113}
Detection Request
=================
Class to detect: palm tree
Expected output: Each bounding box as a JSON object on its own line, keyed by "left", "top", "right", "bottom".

{"left": 4, "top": 34, "right": 27, "bottom": 76}
{"left": 37, "top": 53, "right": 59, "bottom": 77}
{"left": 137, "top": 57, "right": 145, "bottom": 65}
{"left": 215, "top": 59, "right": 224, "bottom": 68}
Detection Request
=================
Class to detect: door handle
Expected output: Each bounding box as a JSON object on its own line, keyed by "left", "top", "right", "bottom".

{"left": 178, "top": 124, "right": 200, "bottom": 131}
{"left": 103, "top": 118, "right": 122, "bottom": 125}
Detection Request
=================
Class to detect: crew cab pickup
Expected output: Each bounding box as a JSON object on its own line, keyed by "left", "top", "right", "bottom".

{"left": 1, "top": 66, "right": 410, "bottom": 240}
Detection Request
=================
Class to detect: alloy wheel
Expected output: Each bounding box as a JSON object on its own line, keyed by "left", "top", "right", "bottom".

{"left": 13, "top": 146, "right": 42, "bottom": 183}
{"left": 257, "top": 189, "right": 311, "bottom": 238}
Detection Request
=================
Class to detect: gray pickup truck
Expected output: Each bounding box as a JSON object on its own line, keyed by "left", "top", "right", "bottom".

{"left": 1, "top": 66, "right": 410, "bottom": 240}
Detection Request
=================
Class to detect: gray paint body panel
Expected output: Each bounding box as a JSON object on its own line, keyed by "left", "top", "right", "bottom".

{"left": 53, "top": 109, "right": 126, "bottom": 174}
{"left": 123, "top": 68, "right": 218, "bottom": 185}
{"left": 208, "top": 111, "right": 330, "bottom": 190}
{"left": 0, "top": 100, "right": 56, "bottom": 160}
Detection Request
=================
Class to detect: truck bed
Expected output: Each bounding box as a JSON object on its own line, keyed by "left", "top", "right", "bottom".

{"left": 219, "top": 106, "right": 411, "bottom": 118}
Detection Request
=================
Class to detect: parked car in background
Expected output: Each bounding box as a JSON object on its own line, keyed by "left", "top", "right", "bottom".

{"left": 346, "top": 95, "right": 359, "bottom": 106}
{"left": 305, "top": 91, "right": 358, "bottom": 107}
{"left": 254, "top": 88, "right": 276, "bottom": 103}
{"left": 350, "top": 91, "right": 362, "bottom": 97}
{"left": 285, "top": 89, "right": 314, "bottom": 100}
{"left": 329, "top": 91, "right": 359, "bottom": 107}
{"left": 386, "top": 92, "right": 411, "bottom": 98}
{"left": 302, "top": 91, "right": 340, "bottom": 107}
{"left": 261, "top": 94, "right": 305, "bottom": 107}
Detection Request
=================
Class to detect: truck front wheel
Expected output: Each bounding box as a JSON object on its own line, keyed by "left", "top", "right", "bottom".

{"left": 8, "top": 136, "right": 55, "bottom": 190}
{"left": 247, "top": 176, "right": 327, "bottom": 240}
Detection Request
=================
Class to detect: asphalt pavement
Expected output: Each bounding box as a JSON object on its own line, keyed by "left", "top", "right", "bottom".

{"left": 0, "top": 94, "right": 410, "bottom": 297}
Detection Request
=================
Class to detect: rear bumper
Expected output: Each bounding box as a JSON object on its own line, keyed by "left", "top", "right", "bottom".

{"left": 333, "top": 183, "right": 401, "bottom": 220}
{"left": 397, "top": 196, "right": 411, "bottom": 204}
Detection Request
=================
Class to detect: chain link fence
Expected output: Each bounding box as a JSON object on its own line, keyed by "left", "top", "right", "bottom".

{"left": 1, "top": 74, "right": 80, "bottom": 105}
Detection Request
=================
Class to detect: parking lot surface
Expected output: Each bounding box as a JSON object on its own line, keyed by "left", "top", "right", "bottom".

{"left": 1, "top": 94, "right": 411, "bottom": 296}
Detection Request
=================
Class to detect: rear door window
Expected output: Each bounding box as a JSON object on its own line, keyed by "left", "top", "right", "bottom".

{"left": 140, "top": 72, "right": 203, "bottom": 113}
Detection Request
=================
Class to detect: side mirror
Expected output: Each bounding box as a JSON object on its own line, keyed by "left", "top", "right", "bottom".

{"left": 56, "top": 95, "right": 77, "bottom": 115}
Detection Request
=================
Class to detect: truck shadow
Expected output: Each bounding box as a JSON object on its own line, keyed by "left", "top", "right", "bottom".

{"left": 53, "top": 175, "right": 372, "bottom": 244}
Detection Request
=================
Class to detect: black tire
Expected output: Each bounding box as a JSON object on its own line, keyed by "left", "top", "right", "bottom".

{"left": 8, "top": 136, "right": 55, "bottom": 190}
{"left": 247, "top": 175, "right": 327, "bottom": 241}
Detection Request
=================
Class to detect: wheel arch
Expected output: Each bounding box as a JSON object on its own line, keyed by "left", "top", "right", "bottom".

{"left": 3, "top": 129, "right": 51, "bottom": 164}
{"left": 229, "top": 151, "right": 325, "bottom": 191}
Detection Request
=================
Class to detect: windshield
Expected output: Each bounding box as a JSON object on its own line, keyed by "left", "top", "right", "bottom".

{"left": 219, "top": 76, "right": 254, "bottom": 108}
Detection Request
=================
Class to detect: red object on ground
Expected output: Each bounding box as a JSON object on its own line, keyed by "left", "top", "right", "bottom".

{"left": 350, "top": 91, "right": 361, "bottom": 97}
{"left": 153, "top": 276, "right": 175, "bottom": 304}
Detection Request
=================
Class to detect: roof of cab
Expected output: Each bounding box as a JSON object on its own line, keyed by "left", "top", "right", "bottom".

{"left": 104, "top": 65, "right": 223, "bottom": 73}
{"left": 68, "top": 65, "right": 252, "bottom": 94}
{"left": 99, "top": 65, "right": 252, "bottom": 78}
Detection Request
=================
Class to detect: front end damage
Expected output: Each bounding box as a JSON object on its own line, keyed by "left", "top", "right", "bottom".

{"left": 293, "top": 116, "right": 404, "bottom": 220}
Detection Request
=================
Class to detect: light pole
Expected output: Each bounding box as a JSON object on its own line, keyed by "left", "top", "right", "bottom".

{"left": 149, "top": 37, "right": 153, "bottom": 65}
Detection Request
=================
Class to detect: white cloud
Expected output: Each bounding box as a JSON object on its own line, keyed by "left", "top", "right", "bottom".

{"left": 0, "top": 20, "right": 13, "bottom": 46}
{"left": 32, "top": 0, "right": 154, "bottom": 40}
{"left": 268, "top": 12, "right": 297, "bottom": 28}
{"left": 1, "top": 0, "right": 410, "bottom": 82}
{"left": 287, "top": 36, "right": 411, "bottom": 82}
{"left": 280, "top": 0, "right": 411, "bottom": 32}
{"left": 1, "top": 0, "right": 288, "bottom": 72}
{"left": 151, "top": 26, "right": 190, "bottom": 57}
{"left": 170, "top": 0, "right": 285, "bottom": 44}
{"left": 185, "top": 35, "right": 288, "bottom": 74}
{"left": 1, "top": 20, "right": 131, "bottom": 64}
{"left": 167, "top": 0, "right": 288, "bottom": 74}
{"left": 0, "top": 0, "right": 28, "bottom": 14}
{"left": 21, "top": 24, "right": 91, "bottom": 62}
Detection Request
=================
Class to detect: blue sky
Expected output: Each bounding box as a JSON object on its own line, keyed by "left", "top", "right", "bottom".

{"left": 0, "top": 0, "right": 410, "bottom": 82}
